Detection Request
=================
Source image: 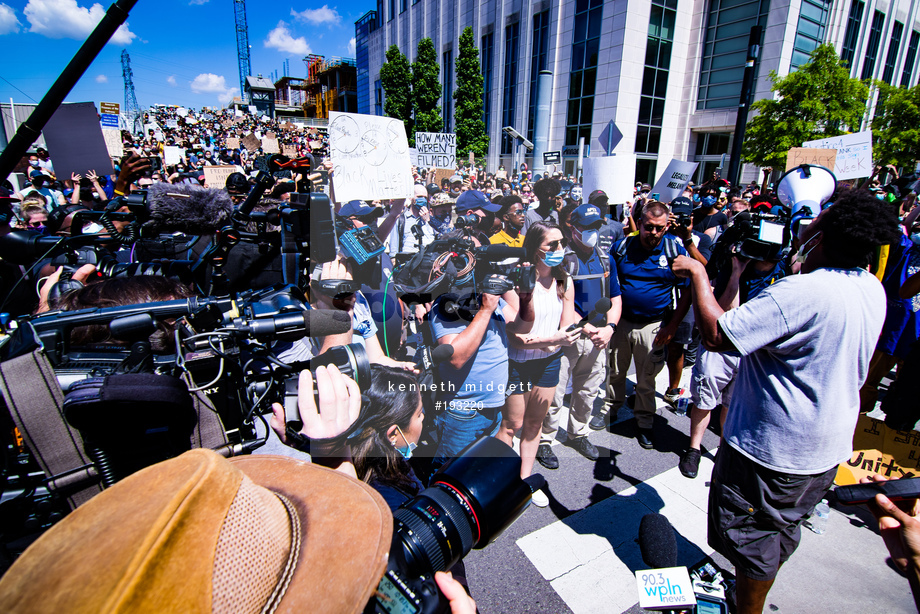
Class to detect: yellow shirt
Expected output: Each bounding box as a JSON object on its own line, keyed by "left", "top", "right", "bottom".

{"left": 489, "top": 229, "right": 524, "bottom": 247}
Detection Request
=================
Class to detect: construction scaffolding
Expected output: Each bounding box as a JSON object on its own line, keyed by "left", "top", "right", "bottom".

{"left": 301, "top": 55, "right": 357, "bottom": 119}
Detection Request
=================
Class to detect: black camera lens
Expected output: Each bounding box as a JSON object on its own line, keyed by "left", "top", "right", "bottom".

{"left": 309, "top": 343, "right": 371, "bottom": 390}
{"left": 454, "top": 214, "right": 479, "bottom": 229}
{"left": 390, "top": 437, "right": 531, "bottom": 576}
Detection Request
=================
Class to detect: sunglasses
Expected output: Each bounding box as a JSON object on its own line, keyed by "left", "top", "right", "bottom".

{"left": 544, "top": 239, "right": 567, "bottom": 251}
{"left": 643, "top": 223, "right": 667, "bottom": 232}
{"left": 507, "top": 208, "right": 525, "bottom": 216}
{"left": 28, "top": 220, "right": 46, "bottom": 228}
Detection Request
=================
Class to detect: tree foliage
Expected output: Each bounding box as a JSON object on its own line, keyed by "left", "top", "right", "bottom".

{"left": 871, "top": 82, "right": 920, "bottom": 169}
{"left": 453, "top": 27, "right": 489, "bottom": 158}
{"left": 742, "top": 44, "right": 868, "bottom": 169}
{"left": 380, "top": 45, "right": 413, "bottom": 142}
{"left": 412, "top": 38, "right": 442, "bottom": 135}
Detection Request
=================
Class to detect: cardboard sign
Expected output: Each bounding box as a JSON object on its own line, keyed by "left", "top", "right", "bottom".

{"left": 99, "top": 101, "right": 119, "bottom": 115}
{"left": 329, "top": 111, "right": 413, "bottom": 202}
{"left": 282, "top": 144, "right": 297, "bottom": 156}
{"left": 221, "top": 119, "right": 232, "bottom": 128}
{"left": 837, "top": 415, "right": 920, "bottom": 485}
{"left": 802, "top": 130, "right": 873, "bottom": 180}
{"left": 415, "top": 131, "right": 456, "bottom": 169}
{"left": 262, "top": 137, "right": 280, "bottom": 154}
{"left": 785, "top": 147, "right": 837, "bottom": 172}
{"left": 241, "top": 133, "right": 261, "bottom": 151}
{"left": 432, "top": 168, "right": 455, "bottom": 187}
{"left": 265, "top": 132, "right": 276, "bottom": 140}
{"left": 202, "top": 165, "right": 244, "bottom": 189}
{"left": 101, "top": 128, "right": 124, "bottom": 159}
{"left": 43, "top": 102, "right": 115, "bottom": 178}
{"left": 227, "top": 137, "right": 240, "bottom": 149}
{"left": 650, "top": 159, "right": 699, "bottom": 203}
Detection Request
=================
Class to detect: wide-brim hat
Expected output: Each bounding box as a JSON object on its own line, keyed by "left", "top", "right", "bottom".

{"left": 0, "top": 449, "right": 392, "bottom": 613}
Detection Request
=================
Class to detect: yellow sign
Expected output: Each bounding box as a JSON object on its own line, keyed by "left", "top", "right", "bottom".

{"left": 786, "top": 147, "right": 837, "bottom": 171}
{"left": 836, "top": 414, "right": 920, "bottom": 485}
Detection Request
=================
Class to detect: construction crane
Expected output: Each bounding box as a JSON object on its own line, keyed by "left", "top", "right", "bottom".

{"left": 121, "top": 49, "right": 141, "bottom": 134}
{"left": 233, "top": 0, "right": 252, "bottom": 103}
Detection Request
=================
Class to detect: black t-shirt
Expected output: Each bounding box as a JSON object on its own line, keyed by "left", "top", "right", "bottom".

{"left": 693, "top": 211, "right": 727, "bottom": 234}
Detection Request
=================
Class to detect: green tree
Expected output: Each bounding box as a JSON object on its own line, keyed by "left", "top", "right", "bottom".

{"left": 412, "top": 38, "right": 442, "bottom": 136}
{"left": 871, "top": 82, "right": 920, "bottom": 169}
{"left": 453, "top": 27, "right": 489, "bottom": 158}
{"left": 742, "top": 44, "right": 868, "bottom": 169}
{"left": 380, "top": 45, "right": 413, "bottom": 141}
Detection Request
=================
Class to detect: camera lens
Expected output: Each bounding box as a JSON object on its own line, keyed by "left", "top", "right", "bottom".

{"left": 390, "top": 437, "right": 531, "bottom": 576}
{"left": 309, "top": 343, "right": 371, "bottom": 391}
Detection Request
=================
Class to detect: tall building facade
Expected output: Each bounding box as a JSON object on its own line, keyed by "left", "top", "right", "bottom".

{"left": 355, "top": 0, "right": 920, "bottom": 184}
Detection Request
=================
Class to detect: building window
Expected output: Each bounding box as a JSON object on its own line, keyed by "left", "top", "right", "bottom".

{"left": 791, "top": 0, "right": 831, "bottom": 69}
{"left": 840, "top": 0, "right": 865, "bottom": 69}
{"left": 400, "top": 0, "right": 406, "bottom": 13}
{"left": 527, "top": 10, "right": 550, "bottom": 142}
{"left": 693, "top": 132, "right": 732, "bottom": 184}
{"left": 501, "top": 21, "right": 520, "bottom": 155}
{"left": 636, "top": 0, "right": 676, "bottom": 158}
{"left": 565, "top": 0, "right": 603, "bottom": 149}
{"left": 902, "top": 31, "right": 920, "bottom": 87}
{"left": 481, "top": 32, "right": 494, "bottom": 133}
{"left": 882, "top": 21, "right": 904, "bottom": 85}
{"left": 355, "top": 10, "right": 378, "bottom": 115}
{"left": 697, "top": 0, "right": 769, "bottom": 110}
{"left": 443, "top": 49, "right": 453, "bottom": 132}
{"left": 375, "top": 79, "right": 383, "bottom": 116}
{"left": 861, "top": 10, "right": 885, "bottom": 80}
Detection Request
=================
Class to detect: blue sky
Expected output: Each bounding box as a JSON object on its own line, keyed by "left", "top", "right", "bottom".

{"left": 0, "top": 0, "right": 376, "bottom": 111}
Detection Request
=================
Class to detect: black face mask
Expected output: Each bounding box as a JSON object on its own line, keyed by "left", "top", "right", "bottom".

{"left": 31, "top": 178, "right": 44, "bottom": 189}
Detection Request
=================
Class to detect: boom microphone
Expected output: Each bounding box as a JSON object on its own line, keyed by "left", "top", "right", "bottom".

{"left": 638, "top": 513, "right": 678, "bottom": 569}
{"left": 567, "top": 297, "right": 612, "bottom": 331}
{"left": 0, "top": 230, "right": 107, "bottom": 264}
{"left": 144, "top": 183, "right": 233, "bottom": 234}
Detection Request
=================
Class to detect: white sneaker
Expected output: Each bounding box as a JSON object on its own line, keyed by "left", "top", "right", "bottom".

{"left": 530, "top": 488, "right": 549, "bottom": 508}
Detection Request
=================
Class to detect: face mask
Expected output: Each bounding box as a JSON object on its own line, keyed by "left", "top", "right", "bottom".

{"left": 876, "top": 193, "right": 885, "bottom": 200}
{"left": 702, "top": 195, "right": 717, "bottom": 207}
{"left": 393, "top": 425, "right": 416, "bottom": 460}
{"left": 576, "top": 228, "right": 598, "bottom": 248}
{"left": 796, "top": 231, "right": 822, "bottom": 263}
{"left": 541, "top": 249, "right": 564, "bottom": 267}
{"left": 415, "top": 197, "right": 428, "bottom": 209}
{"left": 693, "top": 194, "right": 700, "bottom": 202}
{"left": 570, "top": 187, "right": 583, "bottom": 202}
{"left": 29, "top": 160, "right": 39, "bottom": 167}
{"left": 91, "top": 192, "right": 99, "bottom": 199}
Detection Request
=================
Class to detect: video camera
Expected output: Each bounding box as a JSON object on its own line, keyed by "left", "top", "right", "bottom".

{"left": 706, "top": 210, "right": 791, "bottom": 277}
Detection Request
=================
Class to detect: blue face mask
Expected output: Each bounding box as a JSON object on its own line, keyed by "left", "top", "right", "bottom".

{"left": 393, "top": 425, "right": 417, "bottom": 460}
{"left": 692, "top": 194, "right": 700, "bottom": 202}
{"left": 541, "top": 249, "right": 564, "bottom": 267}
{"left": 702, "top": 195, "right": 717, "bottom": 207}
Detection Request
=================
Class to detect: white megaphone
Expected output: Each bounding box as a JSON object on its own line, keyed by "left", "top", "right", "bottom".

{"left": 775, "top": 164, "right": 837, "bottom": 218}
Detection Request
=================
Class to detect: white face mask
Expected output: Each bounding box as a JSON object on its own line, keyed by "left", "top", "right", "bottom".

{"left": 577, "top": 228, "right": 598, "bottom": 248}
{"left": 796, "top": 231, "right": 822, "bottom": 263}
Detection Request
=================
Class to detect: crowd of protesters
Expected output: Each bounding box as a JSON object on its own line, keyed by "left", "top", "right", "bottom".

{"left": 3, "top": 104, "right": 920, "bottom": 614}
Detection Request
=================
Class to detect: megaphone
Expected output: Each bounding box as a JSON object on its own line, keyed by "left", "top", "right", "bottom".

{"left": 776, "top": 164, "right": 837, "bottom": 219}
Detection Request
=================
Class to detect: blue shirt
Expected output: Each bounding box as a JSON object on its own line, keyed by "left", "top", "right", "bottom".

{"left": 569, "top": 248, "right": 621, "bottom": 318}
{"left": 429, "top": 297, "right": 509, "bottom": 410}
{"left": 613, "top": 235, "right": 689, "bottom": 321}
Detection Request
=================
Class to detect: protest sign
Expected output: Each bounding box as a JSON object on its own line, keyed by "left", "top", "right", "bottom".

{"left": 221, "top": 119, "right": 232, "bottom": 128}
{"left": 241, "top": 133, "right": 261, "bottom": 151}
{"left": 329, "top": 111, "right": 413, "bottom": 202}
{"left": 227, "top": 137, "right": 240, "bottom": 149}
{"left": 43, "top": 102, "right": 115, "bottom": 178}
{"left": 166, "top": 119, "right": 178, "bottom": 129}
{"left": 650, "top": 159, "right": 699, "bottom": 203}
{"left": 582, "top": 154, "right": 638, "bottom": 211}
{"left": 785, "top": 147, "right": 837, "bottom": 171}
{"left": 185, "top": 118, "right": 198, "bottom": 125}
{"left": 260, "top": 116, "right": 271, "bottom": 123}
{"left": 408, "top": 147, "right": 418, "bottom": 167}
{"left": 837, "top": 414, "right": 920, "bottom": 485}
{"left": 235, "top": 109, "right": 243, "bottom": 117}
{"left": 415, "top": 132, "right": 456, "bottom": 168}
{"left": 262, "top": 137, "right": 280, "bottom": 154}
{"left": 248, "top": 106, "right": 257, "bottom": 114}
{"left": 164, "top": 146, "right": 182, "bottom": 165}
{"left": 431, "top": 168, "right": 455, "bottom": 187}
{"left": 176, "top": 108, "right": 188, "bottom": 117}
{"left": 265, "top": 132, "right": 276, "bottom": 140}
{"left": 203, "top": 165, "right": 244, "bottom": 189}
{"left": 101, "top": 128, "right": 124, "bottom": 159}
{"left": 802, "top": 130, "right": 872, "bottom": 180}
{"left": 282, "top": 144, "right": 297, "bottom": 156}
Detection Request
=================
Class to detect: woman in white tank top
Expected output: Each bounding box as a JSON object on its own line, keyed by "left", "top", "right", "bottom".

{"left": 498, "top": 222, "right": 582, "bottom": 491}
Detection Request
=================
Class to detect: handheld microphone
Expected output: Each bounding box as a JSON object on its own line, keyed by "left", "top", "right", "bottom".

{"left": 638, "top": 513, "right": 678, "bottom": 569}
{"left": 567, "top": 297, "right": 612, "bottom": 331}
{"left": 415, "top": 343, "right": 454, "bottom": 372}
{"left": 145, "top": 182, "right": 233, "bottom": 235}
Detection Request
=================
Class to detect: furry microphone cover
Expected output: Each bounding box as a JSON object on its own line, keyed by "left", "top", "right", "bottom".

{"left": 145, "top": 183, "right": 233, "bottom": 234}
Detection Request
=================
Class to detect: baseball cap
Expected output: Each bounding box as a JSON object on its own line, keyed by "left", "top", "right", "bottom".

{"left": 0, "top": 449, "right": 392, "bottom": 612}
{"left": 570, "top": 203, "right": 604, "bottom": 229}
{"left": 587, "top": 189, "right": 609, "bottom": 206}
{"left": 449, "top": 174, "right": 463, "bottom": 184}
{"left": 456, "top": 189, "right": 501, "bottom": 213}
{"left": 338, "top": 200, "right": 383, "bottom": 219}
{"left": 669, "top": 196, "right": 693, "bottom": 217}
{"left": 425, "top": 182, "right": 441, "bottom": 196}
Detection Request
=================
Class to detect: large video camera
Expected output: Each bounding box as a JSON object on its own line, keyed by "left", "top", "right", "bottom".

{"left": 706, "top": 210, "right": 791, "bottom": 278}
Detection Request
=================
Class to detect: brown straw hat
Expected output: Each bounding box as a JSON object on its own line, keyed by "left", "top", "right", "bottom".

{"left": 0, "top": 449, "right": 393, "bottom": 613}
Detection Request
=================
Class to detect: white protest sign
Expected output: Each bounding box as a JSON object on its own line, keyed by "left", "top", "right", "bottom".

{"left": 235, "top": 109, "right": 243, "bottom": 117}
{"left": 164, "top": 146, "right": 182, "bottom": 165}
{"left": 166, "top": 119, "right": 178, "bottom": 129}
{"left": 203, "top": 165, "right": 244, "bottom": 189}
{"left": 635, "top": 567, "right": 696, "bottom": 610}
{"left": 582, "top": 154, "right": 637, "bottom": 209}
{"left": 651, "top": 159, "right": 699, "bottom": 203}
{"left": 185, "top": 117, "right": 198, "bottom": 125}
{"left": 248, "top": 106, "right": 257, "bottom": 114}
{"left": 329, "top": 111, "right": 413, "bottom": 202}
{"left": 802, "top": 130, "right": 873, "bottom": 180}
{"left": 415, "top": 132, "right": 456, "bottom": 169}
{"left": 101, "top": 128, "right": 124, "bottom": 158}
{"left": 408, "top": 147, "right": 418, "bottom": 167}
{"left": 262, "top": 137, "right": 280, "bottom": 154}
{"left": 176, "top": 108, "right": 188, "bottom": 117}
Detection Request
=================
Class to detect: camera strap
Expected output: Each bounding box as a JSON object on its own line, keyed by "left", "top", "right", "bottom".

{"left": 0, "top": 349, "right": 103, "bottom": 509}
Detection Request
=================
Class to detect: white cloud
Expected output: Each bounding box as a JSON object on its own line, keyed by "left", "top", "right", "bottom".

{"left": 190, "top": 73, "right": 236, "bottom": 103}
{"left": 94, "top": 74, "right": 107, "bottom": 83}
{"left": 347, "top": 37, "right": 356, "bottom": 56}
{"left": 0, "top": 3, "right": 21, "bottom": 35}
{"left": 166, "top": 75, "right": 177, "bottom": 86}
{"left": 24, "top": 0, "right": 135, "bottom": 44}
{"left": 291, "top": 5, "right": 340, "bottom": 25}
{"left": 264, "top": 21, "right": 310, "bottom": 56}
